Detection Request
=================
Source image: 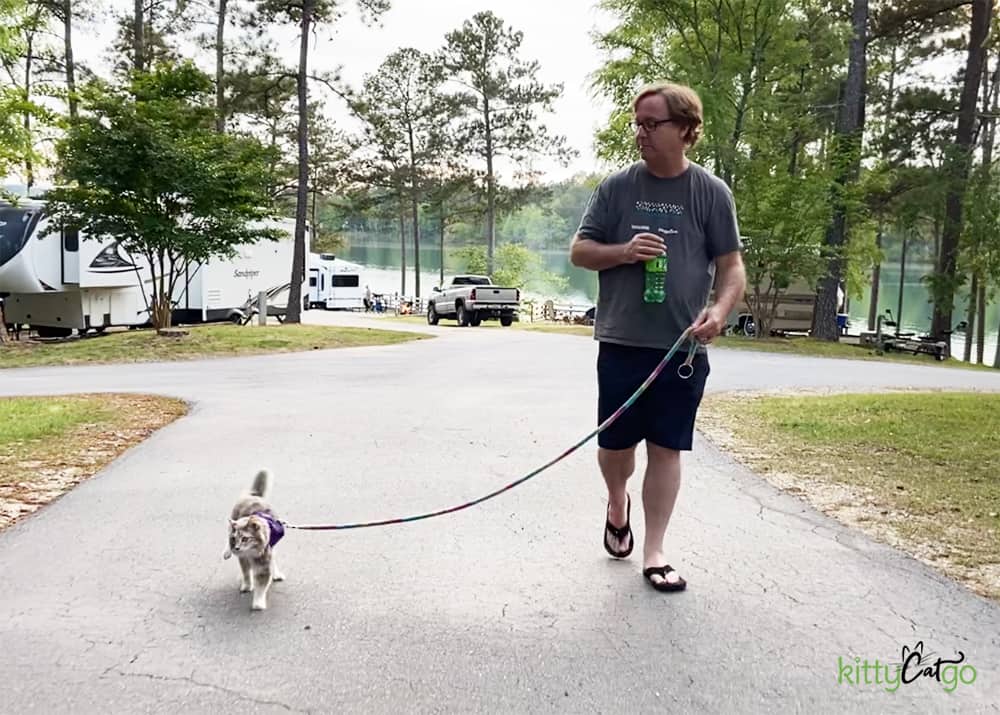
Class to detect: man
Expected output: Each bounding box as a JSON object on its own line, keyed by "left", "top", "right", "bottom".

{"left": 569, "top": 81, "right": 746, "bottom": 592}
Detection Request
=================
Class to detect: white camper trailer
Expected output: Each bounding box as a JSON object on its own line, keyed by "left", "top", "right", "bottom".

{"left": 307, "top": 253, "right": 334, "bottom": 309}
{"left": 0, "top": 198, "right": 306, "bottom": 335}
{"left": 306, "top": 252, "right": 365, "bottom": 310}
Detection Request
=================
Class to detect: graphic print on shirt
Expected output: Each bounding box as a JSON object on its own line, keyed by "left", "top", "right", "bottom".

{"left": 630, "top": 200, "right": 684, "bottom": 302}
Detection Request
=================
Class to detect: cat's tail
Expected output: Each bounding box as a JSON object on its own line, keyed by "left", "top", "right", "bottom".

{"left": 250, "top": 469, "right": 272, "bottom": 498}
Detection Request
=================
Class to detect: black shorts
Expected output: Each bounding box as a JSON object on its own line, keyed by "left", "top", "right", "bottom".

{"left": 597, "top": 341, "right": 710, "bottom": 451}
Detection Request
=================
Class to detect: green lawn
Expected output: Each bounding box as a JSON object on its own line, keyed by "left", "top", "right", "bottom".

{"left": 383, "top": 313, "right": 993, "bottom": 369}
{"left": 0, "top": 323, "right": 429, "bottom": 369}
{"left": 701, "top": 391, "right": 1000, "bottom": 598}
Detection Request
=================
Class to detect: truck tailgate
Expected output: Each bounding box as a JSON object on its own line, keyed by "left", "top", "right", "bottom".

{"left": 472, "top": 287, "right": 517, "bottom": 303}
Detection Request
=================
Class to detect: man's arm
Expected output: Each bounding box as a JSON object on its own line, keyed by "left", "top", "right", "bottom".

{"left": 569, "top": 234, "right": 627, "bottom": 270}
{"left": 690, "top": 249, "right": 746, "bottom": 343}
{"left": 570, "top": 233, "right": 665, "bottom": 271}
{"left": 711, "top": 250, "right": 746, "bottom": 317}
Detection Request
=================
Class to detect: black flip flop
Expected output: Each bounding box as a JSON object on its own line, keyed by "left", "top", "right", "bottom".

{"left": 643, "top": 564, "right": 687, "bottom": 592}
{"left": 603, "top": 494, "right": 633, "bottom": 558}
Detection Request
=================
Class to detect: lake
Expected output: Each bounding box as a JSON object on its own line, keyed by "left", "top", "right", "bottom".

{"left": 340, "top": 242, "right": 998, "bottom": 365}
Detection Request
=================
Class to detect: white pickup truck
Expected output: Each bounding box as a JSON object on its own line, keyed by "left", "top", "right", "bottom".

{"left": 426, "top": 274, "right": 520, "bottom": 327}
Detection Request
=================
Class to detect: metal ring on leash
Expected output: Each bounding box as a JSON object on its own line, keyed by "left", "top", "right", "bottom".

{"left": 677, "top": 341, "right": 698, "bottom": 379}
{"left": 281, "top": 326, "right": 700, "bottom": 532}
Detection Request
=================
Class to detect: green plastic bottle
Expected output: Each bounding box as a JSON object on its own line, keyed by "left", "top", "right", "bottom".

{"left": 643, "top": 253, "right": 667, "bottom": 303}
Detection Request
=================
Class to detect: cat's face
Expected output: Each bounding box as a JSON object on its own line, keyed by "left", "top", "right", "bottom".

{"left": 226, "top": 516, "right": 268, "bottom": 558}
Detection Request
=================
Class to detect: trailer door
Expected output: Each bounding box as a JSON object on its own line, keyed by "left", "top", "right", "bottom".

{"left": 62, "top": 227, "right": 80, "bottom": 284}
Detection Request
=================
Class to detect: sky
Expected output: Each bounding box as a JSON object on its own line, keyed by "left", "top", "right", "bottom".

{"left": 62, "top": 0, "right": 623, "bottom": 186}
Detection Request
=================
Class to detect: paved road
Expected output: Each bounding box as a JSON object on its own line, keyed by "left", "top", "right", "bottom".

{"left": 2, "top": 313, "right": 999, "bottom": 714}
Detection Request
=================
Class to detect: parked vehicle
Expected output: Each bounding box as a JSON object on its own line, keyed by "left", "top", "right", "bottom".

{"left": 307, "top": 253, "right": 366, "bottom": 311}
{"left": 426, "top": 274, "right": 520, "bottom": 327}
{"left": 0, "top": 197, "right": 305, "bottom": 336}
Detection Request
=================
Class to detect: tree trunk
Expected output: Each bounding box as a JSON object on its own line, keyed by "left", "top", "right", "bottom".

{"left": 976, "top": 282, "right": 985, "bottom": 364}
{"left": 286, "top": 0, "right": 314, "bottom": 324}
{"left": 963, "top": 273, "right": 977, "bottom": 362}
{"left": 483, "top": 94, "right": 496, "bottom": 276}
{"left": 398, "top": 201, "right": 406, "bottom": 296}
{"left": 63, "top": 0, "right": 77, "bottom": 119}
{"left": 979, "top": 52, "right": 998, "bottom": 365}
{"left": 995, "top": 312, "right": 1000, "bottom": 369}
{"left": 0, "top": 301, "right": 9, "bottom": 343}
{"left": 868, "top": 46, "right": 897, "bottom": 331}
{"left": 215, "top": 0, "right": 228, "bottom": 133}
{"left": 406, "top": 123, "right": 420, "bottom": 297}
{"left": 812, "top": 0, "right": 867, "bottom": 341}
{"left": 411, "top": 193, "right": 420, "bottom": 297}
{"left": 868, "top": 228, "right": 881, "bottom": 331}
{"left": 896, "top": 232, "right": 907, "bottom": 336}
{"left": 930, "top": 0, "right": 991, "bottom": 341}
{"left": 134, "top": 0, "right": 144, "bottom": 72}
{"left": 439, "top": 206, "right": 445, "bottom": 287}
{"left": 310, "top": 170, "right": 317, "bottom": 246}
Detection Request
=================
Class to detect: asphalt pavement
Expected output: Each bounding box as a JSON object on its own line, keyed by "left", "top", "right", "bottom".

{"left": 1, "top": 311, "right": 999, "bottom": 713}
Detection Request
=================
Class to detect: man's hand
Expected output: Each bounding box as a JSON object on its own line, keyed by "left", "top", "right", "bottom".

{"left": 623, "top": 232, "right": 665, "bottom": 263}
{"left": 690, "top": 306, "right": 727, "bottom": 344}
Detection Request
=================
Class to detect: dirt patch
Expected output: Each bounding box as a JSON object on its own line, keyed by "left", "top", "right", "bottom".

{"left": 698, "top": 388, "right": 1000, "bottom": 602}
{"left": 0, "top": 394, "right": 188, "bottom": 531}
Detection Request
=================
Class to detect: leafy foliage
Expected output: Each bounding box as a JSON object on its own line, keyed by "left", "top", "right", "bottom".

{"left": 44, "top": 62, "right": 281, "bottom": 329}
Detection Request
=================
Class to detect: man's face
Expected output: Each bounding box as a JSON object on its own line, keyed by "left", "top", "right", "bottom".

{"left": 634, "top": 93, "right": 687, "bottom": 162}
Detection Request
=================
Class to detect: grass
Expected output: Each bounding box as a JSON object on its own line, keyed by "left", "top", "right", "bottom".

{"left": 382, "top": 313, "right": 994, "bottom": 370}
{"left": 0, "top": 398, "right": 112, "bottom": 458}
{"left": 699, "top": 391, "right": 1000, "bottom": 599}
{"left": 0, "top": 323, "right": 429, "bottom": 369}
{"left": 0, "top": 394, "right": 188, "bottom": 529}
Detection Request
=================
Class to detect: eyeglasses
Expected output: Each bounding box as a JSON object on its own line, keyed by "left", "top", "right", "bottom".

{"left": 633, "top": 117, "right": 678, "bottom": 133}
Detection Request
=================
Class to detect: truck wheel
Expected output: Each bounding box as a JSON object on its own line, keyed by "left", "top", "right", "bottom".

{"left": 427, "top": 303, "right": 439, "bottom": 325}
{"left": 457, "top": 304, "right": 470, "bottom": 326}
{"left": 470, "top": 312, "right": 482, "bottom": 327}
{"left": 500, "top": 315, "right": 513, "bottom": 327}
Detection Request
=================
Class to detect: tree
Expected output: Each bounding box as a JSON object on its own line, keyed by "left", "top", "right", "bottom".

{"left": 1, "top": 0, "right": 30, "bottom": 188}
{"left": 452, "top": 243, "right": 568, "bottom": 294}
{"left": 349, "top": 48, "right": 461, "bottom": 297}
{"left": 929, "top": 0, "right": 993, "bottom": 341}
{"left": 254, "top": 0, "right": 389, "bottom": 323}
{"left": 439, "top": 10, "right": 572, "bottom": 274}
{"left": 44, "top": 62, "right": 281, "bottom": 330}
{"left": 811, "top": 0, "right": 868, "bottom": 341}
{"left": 2, "top": 0, "right": 62, "bottom": 190}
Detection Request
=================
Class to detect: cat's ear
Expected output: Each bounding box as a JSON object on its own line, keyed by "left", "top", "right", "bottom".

{"left": 229, "top": 518, "right": 238, "bottom": 527}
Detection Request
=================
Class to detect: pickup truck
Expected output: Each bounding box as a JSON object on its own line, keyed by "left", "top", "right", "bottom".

{"left": 426, "top": 274, "right": 520, "bottom": 327}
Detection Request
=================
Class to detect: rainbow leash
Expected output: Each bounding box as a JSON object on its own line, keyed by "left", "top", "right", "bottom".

{"left": 282, "top": 328, "right": 698, "bottom": 532}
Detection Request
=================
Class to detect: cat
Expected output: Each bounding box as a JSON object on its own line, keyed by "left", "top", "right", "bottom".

{"left": 223, "top": 468, "right": 286, "bottom": 611}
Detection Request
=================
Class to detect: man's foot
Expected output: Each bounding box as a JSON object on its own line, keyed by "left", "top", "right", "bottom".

{"left": 604, "top": 493, "right": 633, "bottom": 558}
{"left": 642, "top": 564, "right": 686, "bottom": 592}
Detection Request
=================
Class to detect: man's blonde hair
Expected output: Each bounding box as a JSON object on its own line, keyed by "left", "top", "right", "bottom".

{"left": 632, "top": 81, "right": 704, "bottom": 147}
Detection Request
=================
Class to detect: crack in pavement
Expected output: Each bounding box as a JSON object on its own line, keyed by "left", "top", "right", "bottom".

{"left": 103, "top": 668, "right": 309, "bottom": 713}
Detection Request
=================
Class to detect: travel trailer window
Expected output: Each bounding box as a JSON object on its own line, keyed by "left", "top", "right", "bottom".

{"left": 63, "top": 227, "right": 79, "bottom": 252}
{"left": 332, "top": 275, "right": 359, "bottom": 287}
{"left": 0, "top": 207, "right": 39, "bottom": 268}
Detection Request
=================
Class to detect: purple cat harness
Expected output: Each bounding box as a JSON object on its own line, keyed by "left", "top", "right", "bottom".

{"left": 253, "top": 511, "right": 285, "bottom": 547}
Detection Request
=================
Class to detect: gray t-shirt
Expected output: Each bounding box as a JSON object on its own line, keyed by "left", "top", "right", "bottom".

{"left": 576, "top": 160, "right": 741, "bottom": 351}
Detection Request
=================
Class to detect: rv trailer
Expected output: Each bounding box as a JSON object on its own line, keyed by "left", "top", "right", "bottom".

{"left": 307, "top": 252, "right": 365, "bottom": 310}
{"left": 0, "top": 198, "right": 306, "bottom": 336}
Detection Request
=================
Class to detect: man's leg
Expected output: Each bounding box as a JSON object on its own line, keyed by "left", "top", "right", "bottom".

{"left": 641, "top": 441, "right": 683, "bottom": 585}
{"left": 598, "top": 446, "right": 635, "bottom": 553}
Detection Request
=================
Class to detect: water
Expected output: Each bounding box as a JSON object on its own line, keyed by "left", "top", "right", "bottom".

{"left": 340, "top": 242, "right": 999, "bottom": 365}
{"left": 847, "top": 262, "right": 999, "bottom": 365}
{"left": 341, "top": 243, "right": 598, "bottom": 304}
